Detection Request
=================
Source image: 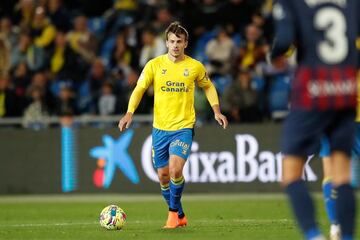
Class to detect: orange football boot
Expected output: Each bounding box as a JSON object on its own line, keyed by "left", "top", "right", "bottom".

{"left": 177, "top": 215, "right": 187, "bottom": 227}
{"left": 163, "top": 211, "right": 178, "bottom": 229}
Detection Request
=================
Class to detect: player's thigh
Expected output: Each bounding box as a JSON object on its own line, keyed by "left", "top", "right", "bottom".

{"left": 168, "top": 128, "right": 193, "bottom": 177}
{"left": 168, "top": 128, "right": 193, "bottom": 161}
{"left": 281, "top": 110, "right": 330, "bottom": 156}
{"left": 169, "top": 155, "right": 186, "bottom": 178}
{"left": 152, "top": 128, "right": 170, "bottom": 169}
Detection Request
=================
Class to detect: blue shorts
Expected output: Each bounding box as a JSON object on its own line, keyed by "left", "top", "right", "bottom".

{"left": 281, "top": 109, "right": 355, "bottom": 158}
{"left": 152, "top": 128, "right": 193, "bottom": 169}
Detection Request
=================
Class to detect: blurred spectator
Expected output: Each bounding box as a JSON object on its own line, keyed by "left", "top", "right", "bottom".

{"left": 152, "top": 6, "right": 174, "bottom": 37}
{"left": 193, "top": 0, "right": 221, "bottom": 36}
{"left": 218, "top": 0, "right": 258, "bottom": 32}
{"left": 48, "top": 31, "right": 85, "bottom": 85}
{"left": 108, "top": 68, "right": 129, "bottom": 113}
{"left": 139, "top": 27, "right": 166, "bottom": 68}
{"left": 47, "top": 0, "right": 71, "bottom": 32}
{"left": 88, "top": 58, "right": 107, "bottom": 96}
{"left": 67, "top": 15, "right": 98, "bottom": 63}
{"left": 0, "top": 18, "right": 20, "bottom": 48}
{"left": 55, "top": 85, "right": 78, "bottom": 116}
{"left": 222, "top": 69, "right": 261, "bottom": 123}
{"left": 251, "top": 12, "right": 273, "bottom": 43}
{"left": 169, "top": 0, "right": 197, "bottom": 32}
{"left": 0, "top": 75, "right": 21, "bottom": 117}
{"left": 12, "top": 62, "right": 31, "bottom": 101}
{"left": 205, "top": 27, "right": 236, "bottom": 76}
{"left": 31, "top": 6, "right": 56, "bottom": 48}
{"left": 261, "top": 56, "right": 293, "bottom": 119}
{"left": 11, "top": 32, "right": 45, "bottom": 72}
{"left": 98, "top": 82, "right": 116, "bottom": 115}
{"left": 110, "top": 33, "right": 132, "bottom": 67}
{"left": 0, "top": 35, "right": 11, "bottom": 77}
{"left": 237, "top": 23, "right": 268, "bottom": 70}
{"left": 104, "top": 0, "right": 138, "bottom": 36}
{"left": 78, "top": 58, "right": 107, "bottom": 113}
{"left": 194, "top": 86, "right": 211, "bottom": 124}
{"left": 29, "top": 72, "right": 55, "bottom": 112}
{"left": 13, "top": 0, "right": 35, "bottom": 29}
{"left": 22, "top": 85, "right": 49, "bottom": 129}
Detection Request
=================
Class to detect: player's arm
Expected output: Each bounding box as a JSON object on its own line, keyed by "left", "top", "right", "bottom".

{"left": 270, "top": 0, "right": 295, "bottom": 62}
{"left": 118, "top": 62, "right": 154, "bottom": 131}
{"left": 197, "top": 65, "right": 228, "bottom": 129}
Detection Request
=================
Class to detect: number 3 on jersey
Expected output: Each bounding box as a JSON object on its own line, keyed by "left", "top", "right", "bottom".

{"left": 314, "top": 7, "right": 349, "bottom": 64}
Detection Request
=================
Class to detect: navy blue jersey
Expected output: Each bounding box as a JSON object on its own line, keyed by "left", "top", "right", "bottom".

{"left": 271, "top": 0, "right": 360, "bottom": 110}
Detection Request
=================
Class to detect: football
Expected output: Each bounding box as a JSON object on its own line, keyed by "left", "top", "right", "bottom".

{"left": 99, "top": 205, "right": 126, "bottom": 230}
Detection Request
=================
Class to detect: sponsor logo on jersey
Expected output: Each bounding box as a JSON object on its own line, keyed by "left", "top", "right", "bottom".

{"left": 161, "top": 81, "right": 189, "bottom": 92}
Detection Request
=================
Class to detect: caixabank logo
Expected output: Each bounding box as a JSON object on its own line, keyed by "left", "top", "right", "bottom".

{"left": 87, "top": 130, "right": 318, "bottom": 189}
{"left": 89, "top": 130, "right": 140, "bottom": 188}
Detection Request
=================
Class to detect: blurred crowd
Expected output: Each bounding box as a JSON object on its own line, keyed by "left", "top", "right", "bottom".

{"left": 0, "top": 0, "right": 293, "bottom": 128}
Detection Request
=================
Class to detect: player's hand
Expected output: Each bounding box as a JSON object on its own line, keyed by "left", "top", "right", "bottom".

{"left": 215, "top": 113, "right": 228, "bottom": 129}
{"left": 118, "top": 112, "right": 133, "bottom": 131}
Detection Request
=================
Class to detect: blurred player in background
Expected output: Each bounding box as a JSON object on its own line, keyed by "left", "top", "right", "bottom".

{"left": 271, "top": 0, "right": 359, "bottom": 239}
{"left": 118, "top": 22, "right": 228, "bottom": 229}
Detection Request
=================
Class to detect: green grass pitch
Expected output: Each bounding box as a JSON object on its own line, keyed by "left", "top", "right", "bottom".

{"left": 0, "top": 194, "right": 359, "bottom": 240}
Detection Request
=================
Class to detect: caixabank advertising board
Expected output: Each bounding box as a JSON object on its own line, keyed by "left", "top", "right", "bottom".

{"left": 0, "top": 124, "right": 323, "bottom": 194}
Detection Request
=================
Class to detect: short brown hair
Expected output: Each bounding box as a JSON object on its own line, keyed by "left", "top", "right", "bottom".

{"left": 165, "top": 21, "right": 189, "bottom": 41}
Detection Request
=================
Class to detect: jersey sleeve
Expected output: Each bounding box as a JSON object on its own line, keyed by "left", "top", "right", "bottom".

{"left": 136, "top": 60, "right": 154, "bottom": 90}
{"left": 196, "top": 62, "right": 212, "bottom": 88}
{"left": 196, "top": 62, "right": 219, "bottom": 107}
{"left": 126, "top": 61, "right": 154, "bottom": 113}
{"left": 270, "top": 0, "right": 296, "bottom": 60}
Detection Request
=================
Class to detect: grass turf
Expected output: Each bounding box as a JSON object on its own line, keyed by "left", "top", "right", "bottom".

{"left": 0, "top": 194, "right": 359, "bottom": 240}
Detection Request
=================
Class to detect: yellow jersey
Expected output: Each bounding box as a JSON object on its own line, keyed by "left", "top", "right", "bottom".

{"left": 133, "top": 54, "right": 218, "bottom": 131}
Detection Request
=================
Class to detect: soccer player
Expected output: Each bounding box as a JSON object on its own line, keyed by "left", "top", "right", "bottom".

{"left": 271, "top": 1, "right": 359, "bottom": 239}
{"left": 118, "top": 22, "right": 228, "bottom": 229}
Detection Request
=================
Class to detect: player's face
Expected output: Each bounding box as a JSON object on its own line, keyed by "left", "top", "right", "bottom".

{"left": 166, "top": 33, "right": 187, "bottom": 58}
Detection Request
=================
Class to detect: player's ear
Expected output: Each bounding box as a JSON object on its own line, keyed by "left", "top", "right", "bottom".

{"left": 165, "top": 40, "right": 169, "bottom": 48}
{"left": 184, "top": 40, "right": 188, "bottom": 49}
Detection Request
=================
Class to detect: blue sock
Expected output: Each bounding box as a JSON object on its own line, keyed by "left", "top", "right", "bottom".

{"left": 285, "top": 180, "right": 322, "bottom": 240}
{"left": 160, "top": 183, "right": 171, "bottom": 206}
{"left": 322, "top": 179, "right": 337, "bottom": 224}
{"left": 161, "top": 183, "right": 185, "bottom": 217}
{"left": 169, "top": 176, "right": 185, "bottom": 217}
{"left": 336, "top": 184, "right": 356, "bottom": 240}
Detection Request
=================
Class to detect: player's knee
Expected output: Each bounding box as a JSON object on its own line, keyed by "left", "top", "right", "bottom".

{"left": 158, "top": 172, "right": 170, "bottom": 184}
{"left": 169, "top": 167, "right": 182, "bottom": 179}
{"left": 281, "top": 173, "right": 302, "bottom": 188}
